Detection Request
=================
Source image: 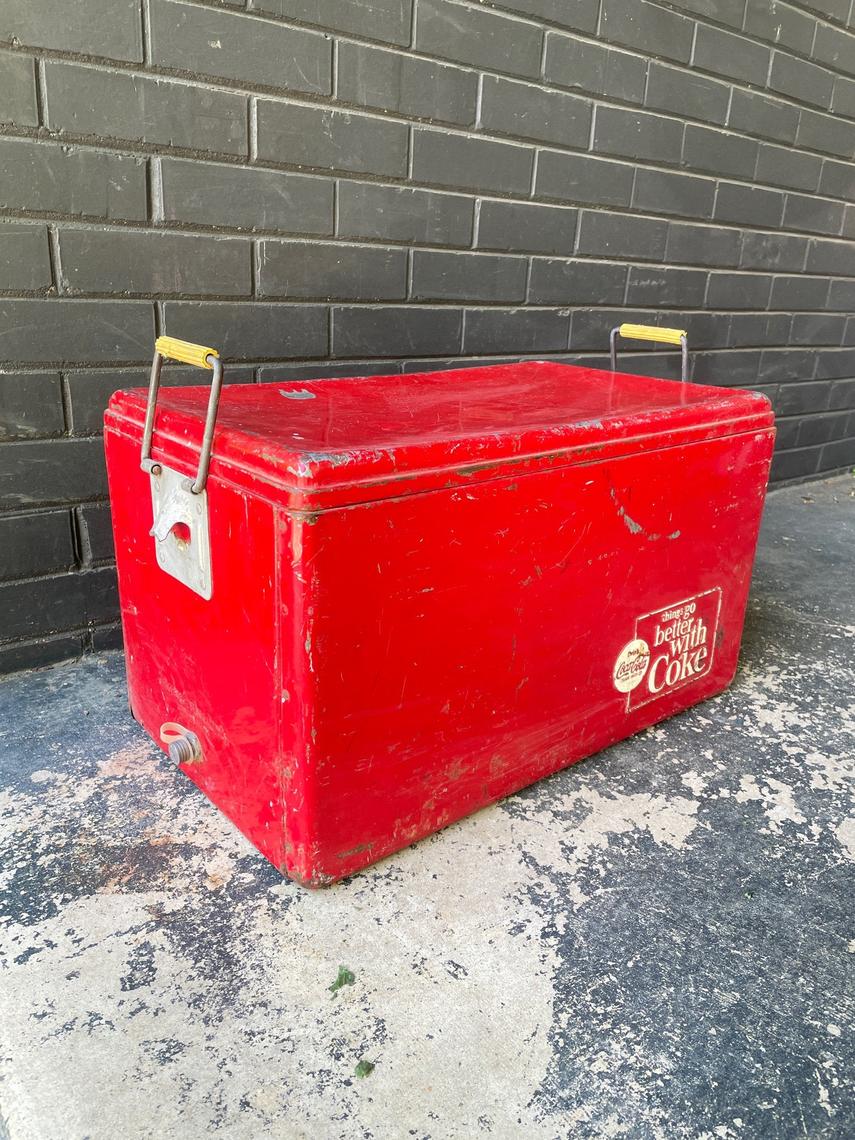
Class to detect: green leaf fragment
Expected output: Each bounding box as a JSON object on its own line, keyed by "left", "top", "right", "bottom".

{"left": 329, "top": 965, "right": 355, "bottom": 997}
{"left": 354, "top": 1059, "right": 375, "bottom": 1079}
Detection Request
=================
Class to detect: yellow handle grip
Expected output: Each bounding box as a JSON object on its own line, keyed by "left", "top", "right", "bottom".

{"left": 155, "top": 335, "right": 219, "bottom": 370}
{"left": 618, "top": 323, "right": 686, "bottom": 347}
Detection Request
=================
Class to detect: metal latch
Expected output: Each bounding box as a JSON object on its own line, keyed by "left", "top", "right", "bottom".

{"left": 141, "top": 335, "right": 224, "bottom": 600}
{"left": 149, "top": 465, "right": 212, "bottom": 599}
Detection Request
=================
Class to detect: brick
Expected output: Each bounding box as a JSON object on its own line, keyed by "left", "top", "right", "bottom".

{"left": 770, "top": 52, "right": 835, "bottom": 110}
{"left": 728, "top": 313, "right": 792, "bottom": 347}
{"left": 645, "top": 63, "right": 729, "bottom": 126}
{"left": 411, "top": 130, "right": 533, "bottom": 196}
{"left": 682, "top": 125, "right": 758, "bottom": 180}
{"left": 728, "top": 90, "right": 799, "bottom": 145}
{"left": 796, "top": 108, "right": 855, "bottom": 160}
{"left": 164, "top": 302, "right": 327, "bottom": 360}
{"left": 64, "top": 228, "right": 246, "bottom": 300}
{"left": 806, "top": 239, "right": 855, "bottom": 277}
{"left": 760, "top": 349, "right": 819, "bottom": 384}
{"left": 0, "top": 300, "right": 153, "bottom": 364}
{"left": 773, "top": 418, "right": 801, "bottom": 449}
{"left": 774, "top": 381, "right": 830, "bottom": 416}
{"left": 77, "top": 504, "right": 114, "bottom": 562}
{"left": 415, "top": 0, "right": 542, "bottom": 79}
{"left": 401, "top": 355, "right": 523, "bottom": 373}
{"left": 92, "top": 623, "right": 122, "bottom": 651}
{"left": 841, "top": 206, "right": 855, "bottom": 240}
{"left": 486, "top": 0, "right": 599, "bottom": 33}
{"left": 600, "top": 0, "right": 694, "bottom": 64}
{"left": 528, "top": 260, "right": 627, "bottom": 305}
{"left": 66, "top": 364, "right": 256, "bottom": 436}
{"left": 258, "top": 360, "right": 402, "bottom": 382}
{"left": 815, "top": 348, "right": 855, "bottom": 379}
{"left": 0, "top": 373, "right": 64, "bottom": 440}
{"left": 0, "top": 566, "right": 117, "bottom": 641}
{"left": 0, "top": 0, "right": 142, "bottom": 61}
{"left": 739, "top": 232, "right": 808, "bottom": 272}
{"left": 626, "top": 266, "right": 708, "bottom": 308}
{"left": 769, "top": 446, "right": 821, "bottom": 481}
{"left": 534, "top": 151, "right": 634, "bottom": 209}
{"left": 577, "top": 211, "right": 668, "bottom": 262}
{"left": 790, "top": 313, "right": 848, "bottom": 346}
{"left": 0, "top": 511, "right": 75, "bottom": 580}
{"left": 783, "top": 194, "right": 846, "bottom": 237}
{"left": 592, "top": 106, "right": 683, "bottom": 165}
{"left": 0, "top": 138, "right": 146, "bottom": 221}
{"left": 632, "top": 169, "right": 716, "bottom": 220}
{"left": 707, "top": 273, "right": 773, "bottom": 309}
{"left": 338, "top": 183, "right": 473, "bottom": 247}
{"left": 59, "top": 228, "right": 251, "bottom": 296}
{"left": 463, "top": 308, "right": 569, "bottom": 355}
{"left": 714, "top": 184, "right": 785, "bottom": 228}
{"left": 332, "top": 307, "right": 463, "bottom": 358}
{"left": 662, "top": 0, "right": 745, "bottom": 22}
{"left": 258, "top": 241, "right": 406, "bottom": 300}
{"left": 812, "top": 21, "right": 855, "bottom": 77}
{"left": 0, "top": 438, "right": 107, "bottom": 507}
{"left": 0, "top": 50, "right": 37, "bottom": 127}
{"left": 820, "top": 159, "right": 855, "bottom": 201}
{"left": 744, "top": 2, "right": 816, "bottom": 54}
{"left": 615, "top": 350, "right": 686, "bottom": 383}
{"left": 570, "top": 307, "right": 657, "bottom": 351}
{"left": 151, "top": 0, "right": 330, "bottom": 95}
{"left": 248, "top": 0, "right": 412, "bottom": 47}
{"left": 0, "top": 225, "right": 51, "bottom": 291}
{"left": 808, "top": 1, "right": 851, "bottom": 25}
{"left": 829, "top": 378, "right": 855, "bottom": 409}
{"left": 480, "top": 75, "right": 592, "bottom": 149}
{"left": 666, "top": 223, "right": 741, "bottom": 269}
{"left": 44, "top": 62, "right": 247, "bottom": 156}
{"left": 257, "top": 101, "right": 407, "bottom": 177}
{"left": 796, "top": 410, "right": 850, "bottom": 447}
{"left": 770, "top": 275, "right": 828, "bottom": 311}
{"left": 0, "top": 633, "right": 86, "bottom": 674}
{"left": 755, "top": 144, "right": 822, "bottom": 195}
{"left": 337, "top": 42, "right": 477, "bottom": 127}
{"left": 411, "top": 250, "right": 527, "bottom": 303}
{"left": 691, "top": 349, "right": 763, "bottom": 386}
{"left": 694, "top": 24, "right": 770, "bottom": 86}
{"left": 827, "top": 279, "right": 855, "bottom": 311}
{"left": 160, "top": 159, "right": 333, "bottom": 235}
{"left": 821, "top": 436, "right": 855, "bottom": 469}
{"left": 543, "top": 34, "right": 647, "bottom": 102}
{"left": 672, "top": 311, "right": 731, "bottom": 349}
{"left": 831, "top": 75, "right": 855, "bottom": 118}
{"left": 477, "top": 201, "right": 577, "bottom": 255}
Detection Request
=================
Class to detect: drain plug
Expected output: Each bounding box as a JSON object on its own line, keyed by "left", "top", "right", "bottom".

{"left": 166, "top": 730, "right": 202, "bottom": 766}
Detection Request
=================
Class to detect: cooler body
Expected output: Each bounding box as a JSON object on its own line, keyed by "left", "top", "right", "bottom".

{"left": 104, "top": 361, "right": 775, "bottom": 885}
{"left": 286, "top": 424, "right": 774, "bottom": 883}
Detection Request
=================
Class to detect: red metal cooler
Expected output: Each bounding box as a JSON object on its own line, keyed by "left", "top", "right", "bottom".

{"left": 104, "top": 325, "right": 775, "bottom": 886}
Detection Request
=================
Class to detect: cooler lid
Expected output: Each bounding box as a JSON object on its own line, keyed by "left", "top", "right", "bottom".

{"left": 106, "top": 361, "right": 774, "bottom": 510}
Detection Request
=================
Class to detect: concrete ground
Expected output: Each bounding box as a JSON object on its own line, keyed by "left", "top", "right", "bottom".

{"left": 1, "top": 474, "right": 853, "bottom": 1140}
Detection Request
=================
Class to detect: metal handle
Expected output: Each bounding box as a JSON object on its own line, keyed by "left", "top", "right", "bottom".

{"left": 141, "top": 335, "right": 224, "bottom": 494}
{"left": 609, "top": 323, "right": 689, "bottom": 384}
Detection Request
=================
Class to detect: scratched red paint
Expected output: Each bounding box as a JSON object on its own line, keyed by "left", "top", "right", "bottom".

{"left": 104, "top": 361, "right": 775, "bottom": 886}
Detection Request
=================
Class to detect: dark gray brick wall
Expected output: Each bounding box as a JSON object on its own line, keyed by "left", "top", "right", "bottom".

{"left": 1, "top": 0, "right": 854, "bottom": 673}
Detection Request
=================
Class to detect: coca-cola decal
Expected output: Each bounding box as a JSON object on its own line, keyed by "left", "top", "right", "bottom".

{"left": 612, "top": 588, "right": 722, "bottom": 710}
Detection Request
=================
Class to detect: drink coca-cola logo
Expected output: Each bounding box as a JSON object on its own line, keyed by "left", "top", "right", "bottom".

{"left": 613, "top": 588, "right": 722, "bottom": 710}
